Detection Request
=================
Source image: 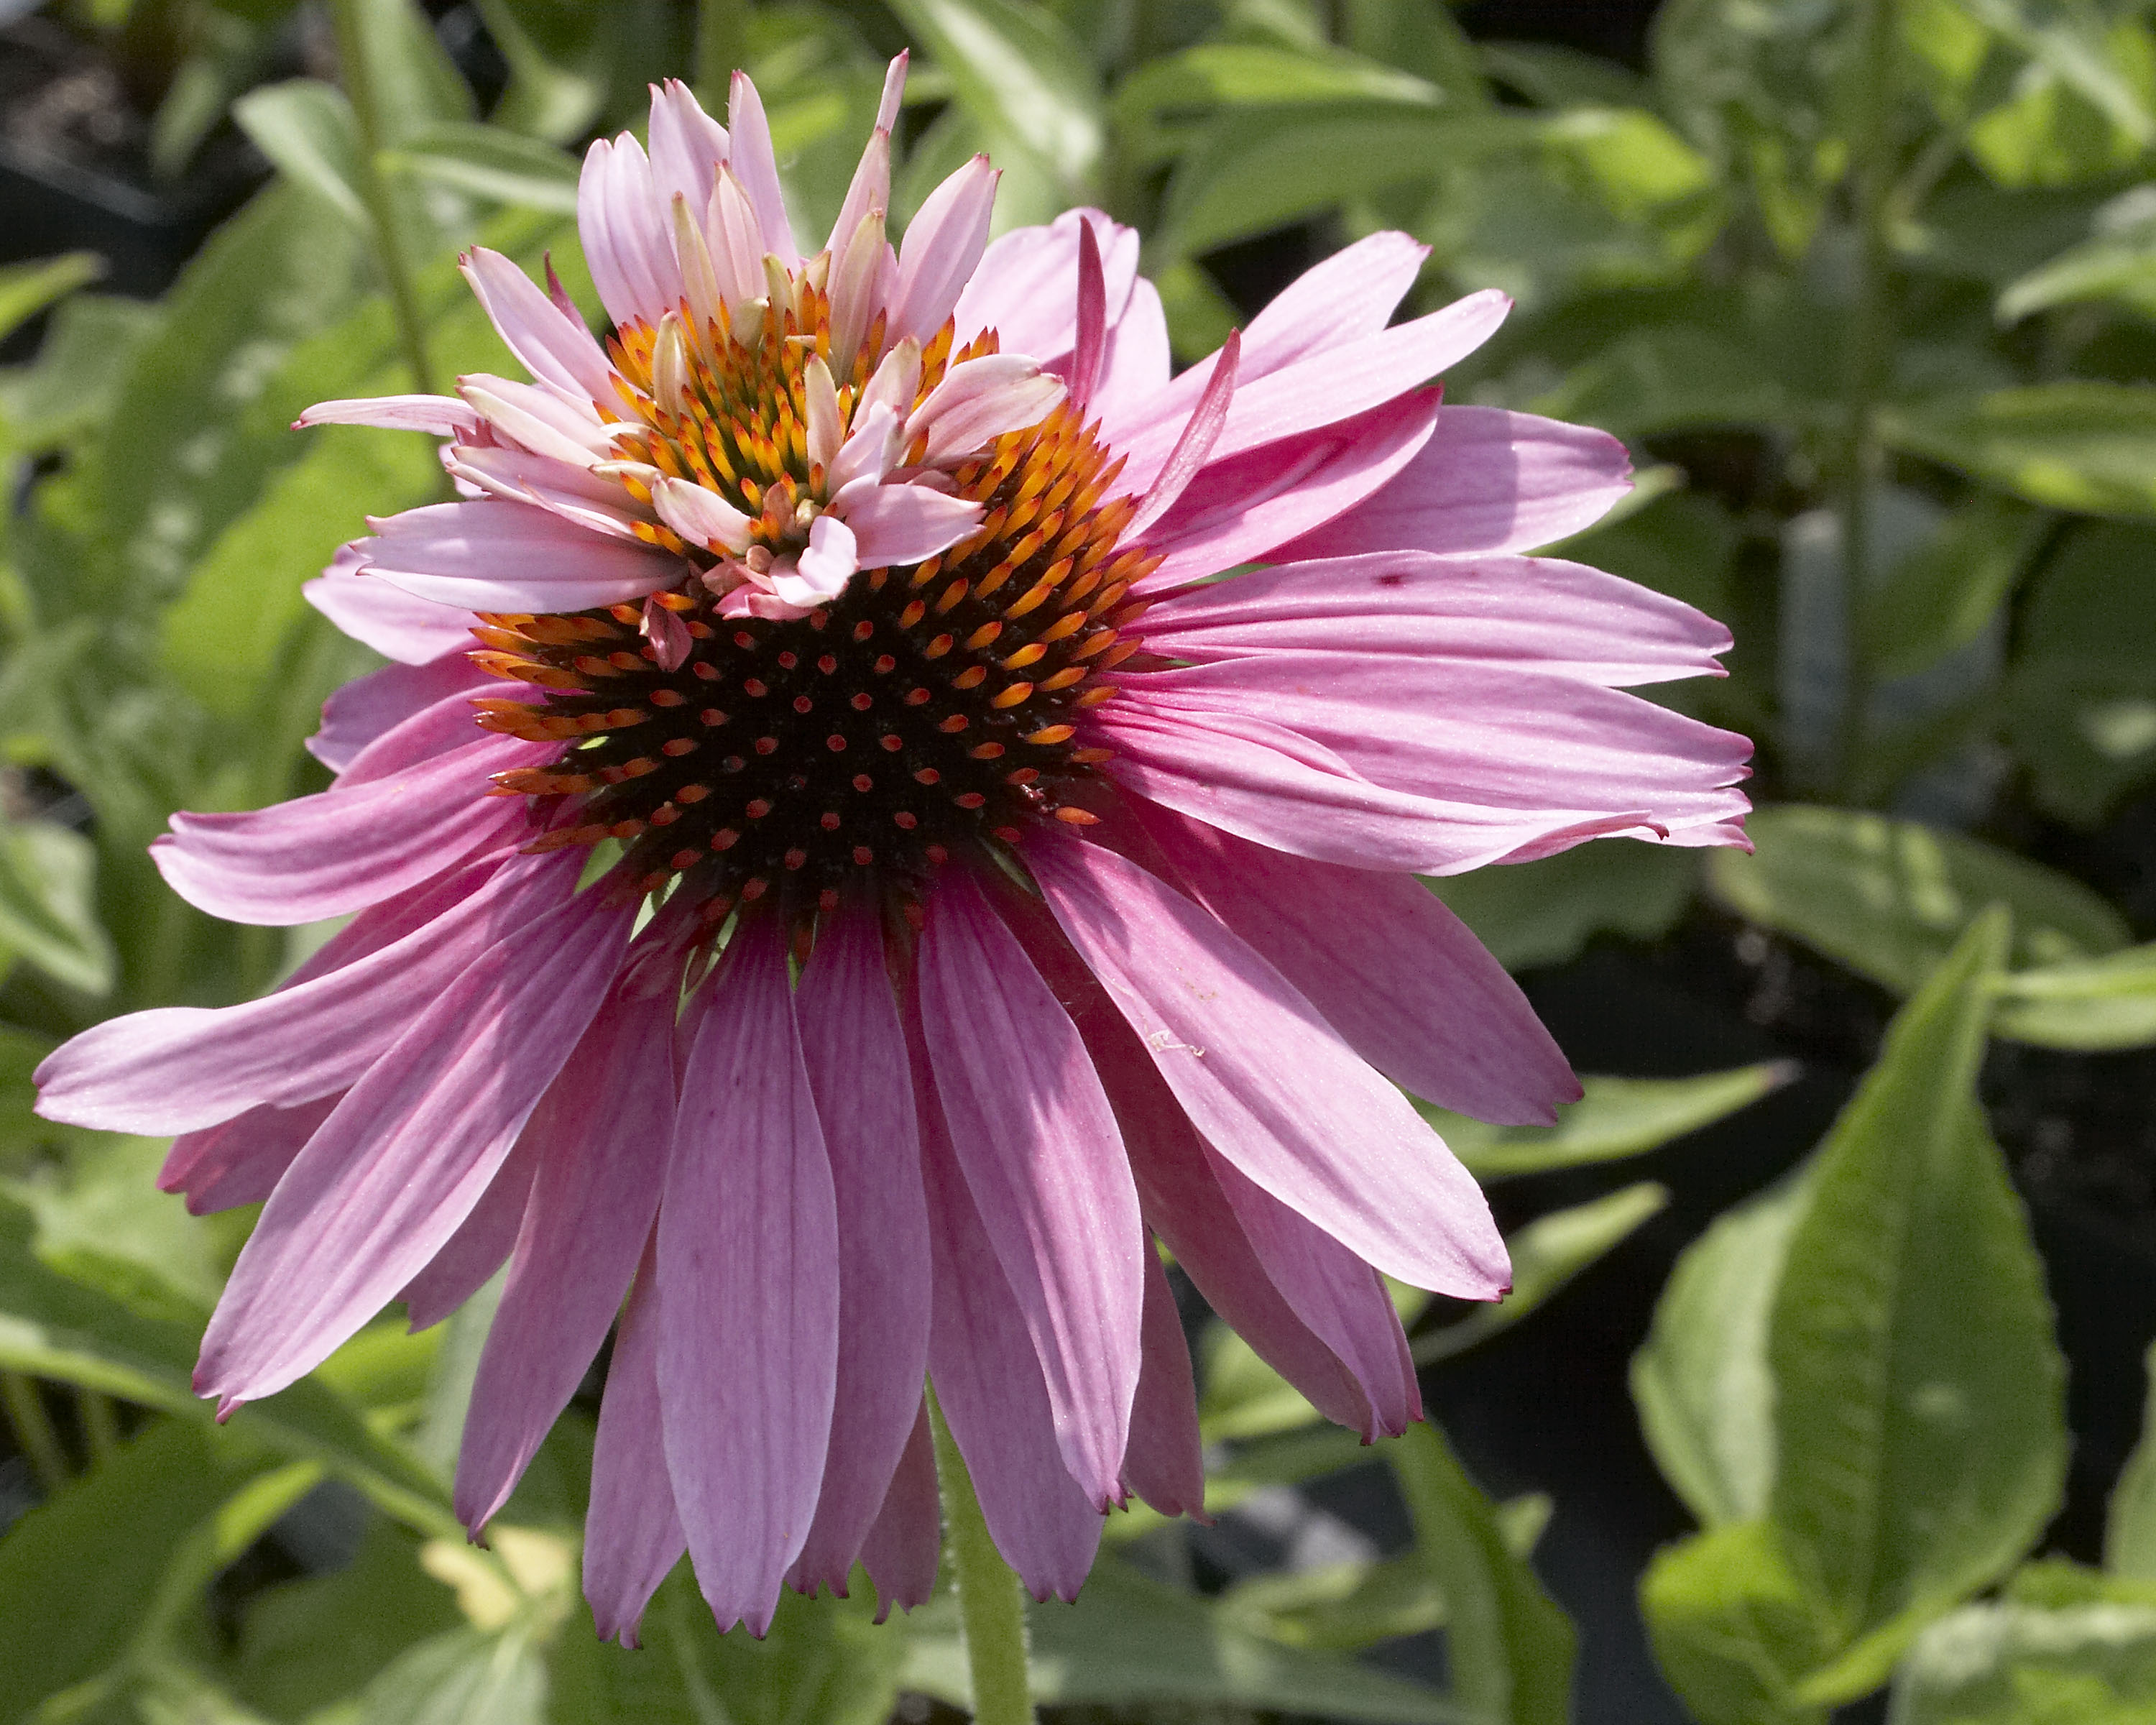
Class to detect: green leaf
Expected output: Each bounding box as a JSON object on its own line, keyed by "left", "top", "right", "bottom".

{"left": 388, "top": 121, "right": 581, "bottom": 213}
{"left": 1640, "top": 1521, "right": 1835, "bottom": 1725}
{"left": 1112, "top": 42, "right": 1443, "bottom": 167}
{"left": 1860, "top": 492, "right": 2037, "bottom": 681}
{"left": 1996, "top": 944, "right": 2156, "bottom": 1051}
{"left": 0, "top": 293, "right": 162, "bottom": 458}
{"left": 1998, "top": 192, "right": 2156, "bottom": 323}
{"left": 1705, "top": 806, "right": 2130, "bottom": 1022}
{"left": 903, "top": 1553, "right": 1468, "bottom": 1721}
{"left": 1768, "top": 914, "right": 2067, "bottom": 1693}
{"left": 343, "top": 0, "right": 476, "bottom": 142}
{"left": 1219, "top": 1552, "right": 1447, "bottom": 1652}
{"left": 2110, "top": 1342, "right": 2156, "bottom": 1581}
{"left": 6, "top": 1133, "right": 224, "bottom": 1317}
{"left": 1414, "top": 1183, "right": 1669, "bottom": 1366}
{"left": 1427, "top": 1064, "right": 1792, "bottom": 1179}
{"left": 354, "top": 1624, "right": 547, "bottom": 1725}
{"left": 1633, "top": 1167, "right": 1815, "bottom": 1530}
{"left": 1425, "top": 842, "right": 1697, "bottom": 972}
{"left": 1528, "top": 322, "right": 1798, "bottom": 442}
{"left": 0, "top": 818, "right": 116, "bottom": 995}
{"left": 1881, "top": 385, "right": 2156, "bottom": 518}
{"left": 1389, "top": 1422, "right": 1575, "bottom": 1725}
{"left": 1889, "top": 1596, "right": 2156, "bottom": 1724}
{"left": 232, "top": 80, "right": 374, "bottom": 234}
{"left": 0, "top": 254, "right": 102, "bottom": 346}
{"left": 887, "top": 0, "right": 1102, "bottom": 195}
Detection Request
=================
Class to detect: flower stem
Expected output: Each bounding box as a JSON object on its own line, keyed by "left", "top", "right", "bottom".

{"left": 1833, "top": 0, "right": 1900, "bottom": 803}
{"left": 329, "top": 0, "right": 438, "bottom": 395}
{"left": 2, "top": 1371, "right": 69, "bottom": 1493}
{"left": 927, "top": 1389, "right": 1037, "bottom": 1725}
{"left": 76, "top": 1387, "right": 119, "bottom": 1466}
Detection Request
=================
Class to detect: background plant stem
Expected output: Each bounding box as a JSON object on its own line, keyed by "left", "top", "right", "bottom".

{"left": 929, "top": 1389, "right": 1037, "bottom": 1725}
{"left": 2, "top": 1371, "right": 69, "bottom": 1492}
{"left": 328, "top": 0, "right": 436, "bottom": 395}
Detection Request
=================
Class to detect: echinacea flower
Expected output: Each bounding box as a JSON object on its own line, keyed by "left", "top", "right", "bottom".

{"left": 35, "top": 60, "right": 1749, "bottom": 1639}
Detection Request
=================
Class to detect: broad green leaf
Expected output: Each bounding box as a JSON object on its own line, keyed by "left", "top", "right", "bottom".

{"left": 1390, "top": 1422, "right": 1574, "bottom": 1725}
{"left": 354, "top": 1624, "right": 548, "bottom": 1725}
{"left": 341, "top": 0, "right": 477, "bottom": 144}
{"left": 0, "top": 818, "right": 116, "bottom": 995}
{"left": 1996, "top": 944, "right": 2156, "bottom": 1050}
{"left": 389, "top": 121, "right": 581, "bottom": 213}
{"left": 1998, "top": 190, "right": 2156, "bottom": 323}
{"left": 1860, "top": 492, "right": 2037, "bottom": 681}
{"left": 1340, "top": 0, "right": 1490, "bottom": 101}
{"left": 1633, "top": 1167, "right": 1815, "bottom": 1530}
{"left": 1769, "top": 914, "right": 2067, "bottom": 1690}
{"left": 6, "top": 1133, "right": 223, "bottom": 1317}
{"left": 903, "top": 1554, "right": 1468, "bottom": 1721}
{"left": 1888, "top": 1597, "right": 2156, "bottom": 1725}
{"left": 1414, "top": 1182, "right": 1669, "bottom": 1366}
{"left": 1199, "top": 1317, "right": 1330, "bottom": 1442}
{"left": 0, "top": 293, "right": 162, "bottom": 457}
{"left": 1219, "top": 1552, "right": 1447, "bottom": 1652}
{"left": 2110, "top": 1342, "right": 2156, "bottom": 1580}
{"left": 1881, "top": 384, "right": 2156, "bottom": 518}
{"left": 0, "top": 254, "right": 102, "bottom": 346}
{"left": 1427, "top": 841, "right": 1696, "bottom": 973}
{"left": 1427, "top": 1064, "right": 1792, "bottom": 1179}
{"left": 1112, "top": 41, "right": 1443, "bottom": 166}
{"left": 1706, "top": 806, "right": 2129, "bottom": 1011}
{"left": 233, "top": 80, "right": 374, "bottom": 234}
{"left": 888, "top": 0, "right": 1102, "bottom": 193}
{"left": 1641, "top": 1521, "right": 1835, "bottom": 1725}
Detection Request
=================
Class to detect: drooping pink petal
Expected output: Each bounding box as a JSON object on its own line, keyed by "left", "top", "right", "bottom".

{"left": 860, "top": 1402, "right": 940, "bottom": 1621}
{"left": 1121, "top": 1243, "right": 1205, "bottom": 1518}
{"left": 910, "top": 1011, "right": 1102, "bottom": 1601}
{"left": 585, "top": 1232, "right": 688, "bottom": 1648}
{"left": 889, "top": 155, "right": 998, "bottom": 349}
{"left": 658, "top": 924, "right": 840, "bottom": 1634}
{"left": 359, "top": 500, "right": 683, "bottom": 613}
{"left": 448, "top": 445, "right": 656, "bottom": 546}
{"left": 308, "top": 653, "right": 492, "bottom": 775}
{"left": 918, "top": 870, "right": 1145, "bottom": 1511}
{"left": 194, "top": 886, "right": 634, "bottom": 1408}
{"left": 1135, "top": 392, "right": 1437, "bottom": 589}
{"left": 727, "top": 69, "right": 798, "bottom": 265}
{"left": 1028, "top": 833, "right": 1509, "bottom": 1300}
{"left": 37, "top": 848, "right": 573, "bottom": 1136}
{"left": 1125, "top": 331, "right": 1239, "bottom": 542}
{"left": 459, "top": 248, "right": 617, "bottom": 403}
{"left": 456, "top": 973, "right": 678, "bottom": 1532}
{"left": 305, "top": 548, "right": 476, "bottom": 664}
{"left": 645, "top": 78, "right": 730, "bottom": 228}
{"left": 953, "top": 208, "right": 1140, "bottom": 364}
{"left": 1120, "top": 800, "right": 1577, "bottom": 1125}
{"left": 1202, "top": 1146, "right": 1421, "bottom": 1438}
{"left": 1141, "top": 549, "right": 1731, "bottom": 685}
{"left": 334, "top": 678, "right": 512, "bottom": 791}
{"left": 397, "top": 1120, "right": 543, "bottom": 1332}
{"left": 788, "top": 904, "right": 932, "bottom": 1598}
{"left": 160, "top": 1092, "right": 342, "bottom": 1216}
{"left": 834, "top": 479, "right": 982, "bottom": 567}
{"left": 1279, "top": 404, "right": 1634, "bottom": 559}
{"left": 295, "top": 395, "right": 481, "bottom": 437}
{"left": 152, "top": 735, "right": 548, "bottom": 926}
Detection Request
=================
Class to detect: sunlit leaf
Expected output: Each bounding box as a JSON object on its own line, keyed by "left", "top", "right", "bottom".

{"left": 389, "top": 121, "right": 581, "bottom": 213}
{"left": 1641, "top": 1520, "right": 1835, "bottom": 1725}
{"left": 233, "top": 80, "right": 375, "bottom": 235}
{"left": 1996, "top": 944, "right": 2156, "bottom": 1050}
{"left": 343, "top": 0, "right": 479, "bottom": 143}
{"left": 1219, "top": 1552, "right": 1447, "bottom": 1651}
{"left": 2109, "top": 1342, "right": 2156, "bottom": 1581}
{"left": 353, "top": 1624, "right": 548, "bottom": 1725}
{"left": 0, "top": 254, "right": 102, "bottom": 347}
{"left": 1889, "top": 1595, "right": 2156, "bottom": 1724}
{"left": 1427, "top": 1064, "right": 1792, "bottom": 1179}
{"left": 0, "top": 817, "right": 116, "bottom": 995}
{"left": 888, "top": 0, "right": 1102, "bottom": 194}
{"left": 1426, "top": 840, "right": 1697, "bottom": 973}
{"left": 1881, "top": 384, "right": 2156, "bottom": 517}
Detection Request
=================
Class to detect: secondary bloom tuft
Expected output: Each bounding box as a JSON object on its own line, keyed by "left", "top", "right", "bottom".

{"left": 36, "top": 60, "right": 1750, "bottom": 1640}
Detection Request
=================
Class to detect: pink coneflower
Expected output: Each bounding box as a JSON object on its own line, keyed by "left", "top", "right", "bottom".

{"left": 36, "top": 62, "right": 1748, "bottom": 1638}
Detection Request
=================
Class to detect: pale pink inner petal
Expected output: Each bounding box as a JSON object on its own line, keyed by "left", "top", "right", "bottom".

{"left": 305, "top": 549, "right": 476, "bottom": 665}
{"left": 296, "top": 395, "right": 480, "bottom": 437}
{"left": 953, "top": 207, "right": 1140, "bottom": 363}
{"left": 360, "top": 500, "right": 683, "bottom": 614}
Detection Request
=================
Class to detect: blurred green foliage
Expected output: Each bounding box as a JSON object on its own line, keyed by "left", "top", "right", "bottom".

{"left": 3, "top": 0, "right": 2156, "bottom": 1720}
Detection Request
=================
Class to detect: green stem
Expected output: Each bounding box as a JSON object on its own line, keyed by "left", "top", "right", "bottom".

{"left": 77, "top": 1388, "right": 119, "bottom": 1466}
{"left": 2, "top": 1372, "right": 70, "bottom": 1493}
{"left": 1833, "top": 0, "right": 1901, "bottom": 803}
{"left": 329, "top": 0, "right": 437, "bottom": 395}
{"left": 928, "top": 1389, "right": 1036, "bottom": 1725}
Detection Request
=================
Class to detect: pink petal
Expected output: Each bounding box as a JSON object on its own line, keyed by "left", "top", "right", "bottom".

{"left": 918, "top": 870, "right": 1145, "bottom": 1510}
{"left": 645, "top": 78, "right": 730, "bottom": 229}
{"left": 889, "top": 155, "right": 998, "bottom": 349}
{"left": 333, "top": 676, "right": 507, "bottom": 791}
{"left": 1279, "top": 405, "right": 1634, "bottom": 559}
{"left": 1091, "top": 279, "right": 1171, "bottom": 443}
{"left": 1128, "top": 802, "right": 1577, "bottom": 1126}
{"left": 640, "top": 594, "right": 692, "bottom": 672}
{"left": 787, "top": 905, "right": 933, "bottom": 1598}
{"left": 37, "top": 849, "right": 572, "bottom": 1136}
{"left": 585, "top": 1233, "right": 688, "bottom": 1647}
{"left": 160, "top": 1093, "right": 341, "bottom": 1216}
{"left": 1240, "top": 230, "right": 1429, "bottom": 380}
{"left": 195, "top": 886, "right": 634, "bottom": 1407}
{"left": 1142, "top": 548, "right": 1731, "bottom": 685}
{"left": 860, "top": 1402, "right": 940, "bottom": 1621}
{"left": 152, "top": 735, "right": 548, "bottom": 926}
{"left": 397, "top": 1121, "right": 541, "bottom": 1332}
{"left": 659, "top": 924, "right": 839, "bottom": 1634}
{"left": 456, "top": 975, "right": 677, "bottom": 1531}
{"left": 360, "top": 500, "right": 683, "bottom": 613}
{"left": 305, "top": 548, "right": 476, "bottom": 664}
{"left": 727, "top": 70, "right": 798, "bottom": 265}
{"left": 783, "top": 512, "right": 858, "bottom": 600}
{"left": 1125, "top": 331, "right": 1238, "bottom": 542}
{"left": 579, "top": 134, "right": 681, "bottom": 329}
{"left": 953, "top": 208, "right": 1140, "bottom": 363}
{"left": 458, "top": 375, "right": 613, "bottom": 465}
{"left": 1135, "top": 392, "right": 1438, "bottom": 589}
{"left": 1069, "top": 216, "right": 1107, "bottom": 408}
{"left": 1028, "top": 834, "right": 1509, "bottom": 1300}
{"left": 651, "top": 475, "right": 755, "bottom": 553}
{"left": 835, "top": 479, "right": 982, "bottom": 567}
{"left": 459, "top": 248, "right": 617, "bottom": 403}
{"left": 908, "top": 354, "right": 1065, "bottom": 465}
{"left": 911, "top": 1021, "right": 1102, "bottom": 1601}
{"left": 1122, "top": 1243, "right": 1205, "bottom": 1518}
{"left": 295, "top": 394, "right": 480, "bottom": 436}
{"left": 309, "top": 653, "right": 491, "bottom": 775}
